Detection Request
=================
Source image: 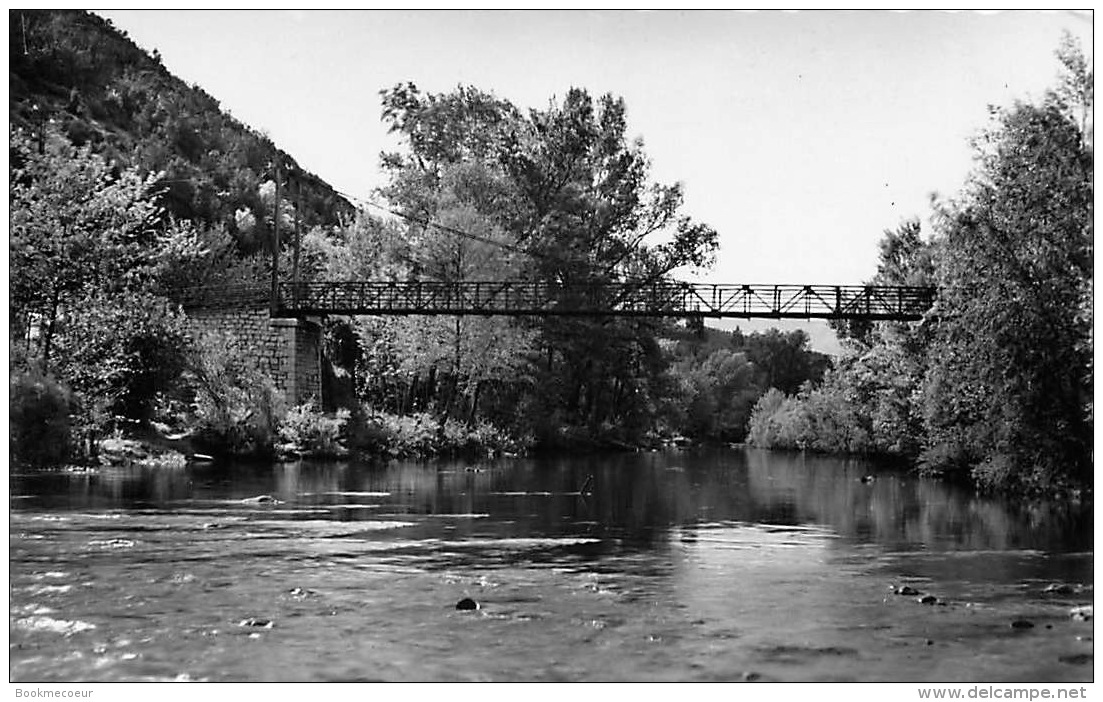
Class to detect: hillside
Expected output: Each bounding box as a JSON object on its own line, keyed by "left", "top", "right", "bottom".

{"left": 9, "top": 9, "right": 354, "bottom": 254}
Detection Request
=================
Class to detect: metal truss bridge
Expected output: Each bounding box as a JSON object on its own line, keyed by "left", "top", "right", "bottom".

{"left": 181, "top": 281, "right": 935, "bottom": 321}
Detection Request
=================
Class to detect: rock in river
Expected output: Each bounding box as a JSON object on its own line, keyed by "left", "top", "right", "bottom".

{"left": 456, "top": 597, "right": 480, "bottom": 611}
{"left": 238, "top": 618, "right": 274, "bottom": 628}
{"left": 240, "top": 495, "right": 283, "bottom": 505}
{"left": 1042, "top": 583, "right": 1075, "bottom": 595}
{"left": 1010, "top": 619, "right": 1035, "bottom": 630}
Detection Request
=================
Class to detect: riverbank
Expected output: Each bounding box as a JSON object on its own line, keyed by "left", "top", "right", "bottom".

{"left": 52, "top": 407, "right": 699, "bottom": 474}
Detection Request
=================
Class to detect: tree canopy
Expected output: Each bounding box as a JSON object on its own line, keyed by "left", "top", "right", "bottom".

{"left": 373, "top": 83, "right": 720, "bottom": 438}
{"left": 919, "top": 44, "right": 1093, "bottom": 492}
{"left": 750, "top": 35, "right": 1093, "bottom": 495}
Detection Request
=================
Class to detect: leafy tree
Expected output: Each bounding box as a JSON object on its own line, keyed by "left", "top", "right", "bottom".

{"left": 771, "top": 219, "right": 939, "bottom": 458}
{"left": 10, "top": 128, "right": 203, "bottom": 371}
{"left": 919, "top": 39, "right": 1093, "bottom": 493}
{"left": 749, "top": 329, "right": 926, "bottom": 456}
{"left": 377, "top": 84, "right": 719, "bottom": 440}
{"left": 740, "top": 328, "right": 830, "bottom": 395}
{"left": 831, "top": 218, "right": 936, "bottom": 344}
{"left": 56, "top": 291, "right": 192, "bottom": 425}
{"left": 9, "top": 128, "right": 207, "bottom": 447}
{"left": 675, "top": 347, "right": 760, "bottom": 441}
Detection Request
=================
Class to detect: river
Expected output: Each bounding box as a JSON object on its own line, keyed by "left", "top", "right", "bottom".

{"left": 9, "top": 447, "right": 1093, "bottom": 682}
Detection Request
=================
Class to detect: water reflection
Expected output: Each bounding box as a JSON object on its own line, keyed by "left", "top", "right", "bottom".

{"left": 12, "top": 447, "right": 1090, "bottom": 555}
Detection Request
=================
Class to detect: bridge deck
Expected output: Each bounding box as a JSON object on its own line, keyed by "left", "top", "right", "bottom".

{"left": 178, "top": 281, "right": 934, "bottom": 320}
{"left": 193, "top": 281, "right": 937, "bottom": 321}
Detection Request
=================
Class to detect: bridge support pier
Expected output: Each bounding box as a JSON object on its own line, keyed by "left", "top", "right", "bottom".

{"left": 269, "top": 317, "right": 323, "bottom": 407}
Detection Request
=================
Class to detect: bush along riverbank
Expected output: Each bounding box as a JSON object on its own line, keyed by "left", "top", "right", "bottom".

{"left": 9, "top": 370, "right": 536, "bottom": 469}
{"left": 154, "top": 403, "right": 538, "bottom": 465}
{"left": 9, "top": 365, "right": 689, "bottom": 471}
{"left": 9, "top": 320, "right": 693, "bottom": 471}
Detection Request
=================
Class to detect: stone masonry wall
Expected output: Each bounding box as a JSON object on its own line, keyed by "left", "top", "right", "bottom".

{"left": 185, "top": 305, "right": 323, "bottom": 406}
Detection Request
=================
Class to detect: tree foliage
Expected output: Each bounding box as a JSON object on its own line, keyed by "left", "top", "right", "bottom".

{"left": 9, "top": 127, "right": 206, "bottom": 448}
{"left": 664, "top": 326, "right": 830, "bottom": 443}
{"left": 376, "top": 83, "right": 719, "bottom": 441}
{"left": 919, "top": 45, "right": 1093, "bottom": 492}
{"left": 747, "top": 328, "right": 925, "bottom": 456}
{"left": 751, "top": 37, "right": 1094, "bottom": 495}
{"left": 831, "top": 218, "right": 936, "bottom": 344}
{"left": 10, "top": 128, "right": 204, "bottom": 369}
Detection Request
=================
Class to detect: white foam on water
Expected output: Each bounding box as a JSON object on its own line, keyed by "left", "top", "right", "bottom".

{"left": 431, "top": 537, "right": 601, "bottom": 549}
{"left": 30, "top": 571, "right": 69, "bottom": 580}
{"left": 15, "top": 616, "right": 96, "bottom": 635}
{"left": 423, "top": 514, "right": 491, "bottom": 519}
{"left": 489, "top": 492, "right": 555, "bottom": 496}
{"left": 305, "top": 491, "right": 392, "bottom": 497}
{"left": 24, "top": 584, "right": 73, "bottom": 595}
{"left": 87, "top": 539, "right": 136, "bottom": 549}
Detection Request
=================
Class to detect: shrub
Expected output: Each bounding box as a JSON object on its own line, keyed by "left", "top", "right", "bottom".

{"left": 57, "top": 292, "right": 192, "bottom": 427}
{"left": 746, "top": 388, "right": 788, "bottom": 448}
{"left": 10, "top": 369, "right": 73, "bottom": 467}
{"left": 279, "top": 402, "right": 350, "bottom": 457}
{"left": 187, "top": 332, "right": 286, "bottom": 457}
{"left": 351, "top": 407, "right": 531, "bottom": 458}
{"left": 747, "top": 383, "right": 876, "bottom": 454}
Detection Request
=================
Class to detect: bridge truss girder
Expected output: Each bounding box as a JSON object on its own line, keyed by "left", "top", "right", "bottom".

{"left": 264, "top": 281, "right": 935, "bottom": 321}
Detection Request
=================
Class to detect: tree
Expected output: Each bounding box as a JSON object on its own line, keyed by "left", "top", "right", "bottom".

{"left": 10, "top": 127, "right": 206, "bottom": 440}
{"left": 377, "top": 84, "right": 719, "bottom": 440}
{"left": 56, "top": 291, "right": 192, "bottom": 425}
{"left": 741, "top": 328, "right": 829, "bottom": 395}
{"left": 831, "top": 218, "right": 935, "bottom": 344}
{"left": 675, "top": 347, "right": 760, "bottom": 441}
{"left": 10, "top": 128, "right": 202, "bottom": 371}
{"left": 919, "top": 39, "right": 1093, "bottom": 493}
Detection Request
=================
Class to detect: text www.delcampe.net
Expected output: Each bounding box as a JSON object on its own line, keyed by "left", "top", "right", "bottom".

{"left": 919, "top": 687, "right": 1089, "bottom": 700}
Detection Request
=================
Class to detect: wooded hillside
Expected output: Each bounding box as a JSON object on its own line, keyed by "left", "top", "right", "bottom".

{"left": 9, "top": 9, "right": 353, "bottom": 253}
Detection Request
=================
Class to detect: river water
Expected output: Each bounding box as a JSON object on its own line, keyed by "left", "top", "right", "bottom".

{"left": 9, "top": 447, "right": 1093, "bottom": 682}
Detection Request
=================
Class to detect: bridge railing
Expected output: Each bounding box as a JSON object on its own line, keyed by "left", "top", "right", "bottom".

{"left": 270, "top": 281, "right": 936, "bottom": 320}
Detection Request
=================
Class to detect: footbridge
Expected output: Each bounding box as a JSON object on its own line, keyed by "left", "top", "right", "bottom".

{"left": 178, "top": 280, "right": 936, "bottom": 406}
{"left": 183, "top": 281, "right": 936, "bottom": 321}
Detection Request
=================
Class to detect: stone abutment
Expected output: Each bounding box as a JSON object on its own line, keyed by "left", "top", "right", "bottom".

{"left": 185, "top": 305, "right": 323, "bottom": 407}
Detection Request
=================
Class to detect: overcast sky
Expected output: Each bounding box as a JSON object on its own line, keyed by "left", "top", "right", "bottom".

{"left": 96, "top": 9, "right": 1091, "bottom": 291}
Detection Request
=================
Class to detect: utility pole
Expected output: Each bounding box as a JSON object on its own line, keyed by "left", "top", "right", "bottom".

{"left": 32, "top": 103, "right": 44, "bottom": 154}
{"left": 270, "top": 158, "right": 281, "bottom": 314}
{"left": 293, "top": 178, "right": 301, "bottom": 309}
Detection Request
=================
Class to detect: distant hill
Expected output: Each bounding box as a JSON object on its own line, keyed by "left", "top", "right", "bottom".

{"left": 9, "top": 9, "right": 354, "bottom": 253}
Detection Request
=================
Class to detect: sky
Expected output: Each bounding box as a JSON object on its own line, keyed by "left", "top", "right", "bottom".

{"left": 95, "top": 9, "right": 1092, "bottom": 348}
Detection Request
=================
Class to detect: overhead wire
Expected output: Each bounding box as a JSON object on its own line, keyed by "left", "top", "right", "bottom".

{"left": 328, "top": 188, "right": 676, "bottom": 290}
{"left": 331, "top": 188, "right": 538, "bottom": 259}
